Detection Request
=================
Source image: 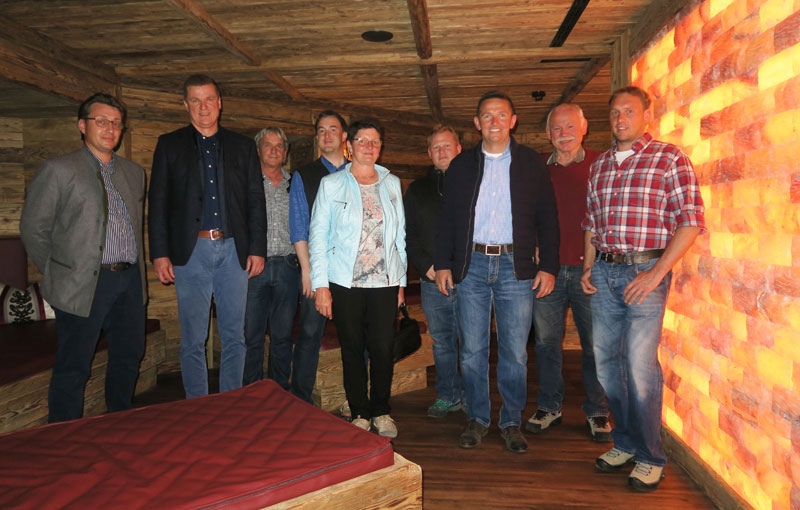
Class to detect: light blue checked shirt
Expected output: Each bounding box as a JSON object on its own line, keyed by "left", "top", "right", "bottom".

{"left": 472, "top": 143, "right": 513, "bottom": 244}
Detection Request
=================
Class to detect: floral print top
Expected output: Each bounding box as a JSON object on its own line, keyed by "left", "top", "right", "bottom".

{"left": 352, "top": 182, "right": 387, "bottom": 287}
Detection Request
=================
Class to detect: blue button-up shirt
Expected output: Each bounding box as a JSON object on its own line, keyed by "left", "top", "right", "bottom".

{"left": 473, "top": 144, "right": 513, "bottom": 244}
{"left": 289, "top": 155, "right": 348, "bottom": 244}
{"left": 197, "top": 131, "right": 222, "bottom": 230}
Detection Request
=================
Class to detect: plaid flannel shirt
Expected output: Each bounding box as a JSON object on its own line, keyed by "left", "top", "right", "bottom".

{"left": 581, "top": 133, "right": 705, "bottom": 254}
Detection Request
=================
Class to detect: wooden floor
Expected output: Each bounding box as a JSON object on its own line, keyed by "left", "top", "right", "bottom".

{"left": 134, "top": 343, "right": 718, "bottom": 510}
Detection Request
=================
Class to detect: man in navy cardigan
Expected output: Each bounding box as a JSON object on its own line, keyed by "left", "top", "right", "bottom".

{"left": 435, "top": 91, "right": 560, "bottom": 454}
{"left": 148, "top": 74, "right": 266, "bottom": 399}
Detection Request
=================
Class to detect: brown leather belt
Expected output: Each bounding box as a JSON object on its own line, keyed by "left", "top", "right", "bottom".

{"left": 597, "top": 249, "right": 665, "bottom": 265}
{"left": 474, "top": 243, "right": 513, "bottom": 256}
{"left": 101, "top": 262, "right": 132, "bottom": 271}
{"left": 198, "top": 228, "right": 224, "bottom": 240}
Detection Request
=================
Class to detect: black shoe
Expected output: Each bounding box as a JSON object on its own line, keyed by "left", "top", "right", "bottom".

{"left": 524, "top": 409, "right": 562, "bottom": 434}
{"left": 500, "top": 426, "right": 528, "bottom": 453}
{"left": 459, "top": 420, "right": 489, "bottom": 449}
{"left": 586, "top": 416, "right": 613, "bottom": 442}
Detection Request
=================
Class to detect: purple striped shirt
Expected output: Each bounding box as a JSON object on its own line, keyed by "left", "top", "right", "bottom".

{"left": 88, "top": 148, "right": 137, "bottom": 264}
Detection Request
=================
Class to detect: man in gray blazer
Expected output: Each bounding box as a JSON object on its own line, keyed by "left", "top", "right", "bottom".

{"left": 20, "top": 93, "right": 147, "bottom": 423}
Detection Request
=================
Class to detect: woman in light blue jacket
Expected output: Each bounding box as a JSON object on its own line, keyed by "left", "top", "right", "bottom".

{"left": 309, "top": 119, "right": 407, "bottom": 438}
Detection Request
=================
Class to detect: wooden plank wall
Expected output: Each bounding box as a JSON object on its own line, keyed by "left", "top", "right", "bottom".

{"left": 128, "top": 119, "right": 185, "bottom": 372}
{"left": 0, "top": 118, "right": 24, "bottom": 236}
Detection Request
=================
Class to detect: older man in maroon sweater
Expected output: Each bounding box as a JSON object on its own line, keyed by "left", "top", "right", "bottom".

{"left": 526, "top": 103, "right": 611, "bottom": 441}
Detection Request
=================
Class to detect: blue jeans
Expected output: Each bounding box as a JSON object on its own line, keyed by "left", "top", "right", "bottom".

{"left": 533, "top": 265, "right": 608, "bottom": 417}
{"left": 292, "top": 293, "right": 327, "bottom": 403}
{"left": 243, "top": 255, "right": 299, "bottom": 387}
{"left": 456, "top": 251, "right": 533, "bottom": 429}
{"left": 421, "top": 280, "right": 461, "bottom": 404}
{"left": 591, "top": 258, "right": 671, "bottom": 466}
{"left": 174, "top": 238, "right": 248, "bottom": 398}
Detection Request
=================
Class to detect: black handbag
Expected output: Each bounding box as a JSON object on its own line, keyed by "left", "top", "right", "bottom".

{"left": 393, "top": 303, "right": 421, "bottom": 363}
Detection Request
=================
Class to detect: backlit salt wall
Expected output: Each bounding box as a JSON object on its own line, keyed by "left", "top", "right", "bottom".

{"left": 631, "top": 1, "right": 800, "bottom": 509}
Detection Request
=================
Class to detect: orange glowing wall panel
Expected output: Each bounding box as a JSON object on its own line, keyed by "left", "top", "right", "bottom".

{"left": 632, "top": 1, "right": 800, "bottom": 509}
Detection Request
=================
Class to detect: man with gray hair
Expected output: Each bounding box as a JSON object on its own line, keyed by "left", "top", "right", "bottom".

{"left": 526, "top": 103, "right": 611, "bottom": 441}
{"left": 243, "top": 127, "right": 299, "bottom": 388}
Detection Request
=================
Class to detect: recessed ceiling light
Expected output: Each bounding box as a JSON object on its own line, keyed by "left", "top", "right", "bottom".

{"left": 361, "top": 30, "right": 393, "bottom": 43}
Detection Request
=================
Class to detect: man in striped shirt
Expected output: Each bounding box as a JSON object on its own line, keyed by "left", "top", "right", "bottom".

{"left": 581, "top": 86, "right": 705, "bottom": 492}
{"left": 20, "top": 93, "right": 147, "bottom": 422}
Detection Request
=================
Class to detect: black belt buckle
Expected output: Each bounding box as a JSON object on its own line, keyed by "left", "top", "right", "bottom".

{"left": 103, "top": 262, "right": 132, "bottom": 271}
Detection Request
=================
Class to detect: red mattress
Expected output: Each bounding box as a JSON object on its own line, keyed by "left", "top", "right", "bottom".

{"left": 0, "top": 380, "right": 394, "bottom": 509}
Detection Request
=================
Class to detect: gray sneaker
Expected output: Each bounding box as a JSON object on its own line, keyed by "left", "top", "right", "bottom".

{"left": 427, "top": 399, "right": 464, "bottom": 418}
{"left": 524, "top": 409, "right": 562, "bottom": 434}
{"left": 372, "top": 414, "right": 398, "bottom": 438}
{"left": 596, "top": 447, "right": 635, "bottom": 472}
{"left": 351, "top": 416, "right": 370, "bottom": 431}
{"left": 339, "top": 400, "right": 351, "bottom": 420}
{"left": 628, "top": 461, "right": 665, "bottom": 492}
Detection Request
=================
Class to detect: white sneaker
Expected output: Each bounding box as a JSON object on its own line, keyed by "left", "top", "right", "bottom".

{"left": 351, "top": 416, "right": 370, "bottom": 431}
{"left": 339, "top": 400, "right": 351, "bottom": 419}
{"left": 628, "top": 461, "right": 665, "bottom": 492}
{"left": 371, "top": 414, "right": 398, "bottom": 438}
{"left": 595, "top": 447, "right": 635, "bottom": 472}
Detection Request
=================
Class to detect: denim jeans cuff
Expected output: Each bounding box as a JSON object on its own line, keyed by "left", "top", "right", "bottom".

{"left": 537, "top": 405, "right": 561, "bottom": 414}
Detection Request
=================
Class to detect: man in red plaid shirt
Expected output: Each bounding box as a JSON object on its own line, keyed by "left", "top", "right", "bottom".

{"left": 580, "top": 86, "right": 705, "bottom": 492}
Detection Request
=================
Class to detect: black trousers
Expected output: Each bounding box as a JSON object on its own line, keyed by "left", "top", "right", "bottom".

{"left": 330, "top": 283, "right": 398, "bottom": 419}
{"left": 49, "top": 266, "right": 146, "bottom": 422}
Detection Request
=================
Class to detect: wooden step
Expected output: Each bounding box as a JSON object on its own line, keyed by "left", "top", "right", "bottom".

{"left": 312, "top": 330, "right": 434, "bottom": 411}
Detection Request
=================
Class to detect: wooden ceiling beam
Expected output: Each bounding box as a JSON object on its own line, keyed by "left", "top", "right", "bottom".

{"left": 163, "top": 0, "right": 306, "bottom": 101}
{"left": 163, "top": 0, "right": 261, "bottom": 66}
{"left": 0, "top": 16, "right": 118, "bottom": 103}
{"left": 116, "top": 44, "right": 611, "bottom": 74}
{"left": 407, "top": 0, "right": 433, "bottom": 59}
{"left": 540, "top": 56, "right": 609, "bottom": 125}
{"left": 420, "top": 64, "right": 444, "bottom": 123}
{"left": 264, "top": 70, "right": 305, "bottom": 101}
{"left": 120, "top": 86, "right": 456, "bottom": 137}
{"left": 406, "top": 0, "right": 444, "bottom": 122}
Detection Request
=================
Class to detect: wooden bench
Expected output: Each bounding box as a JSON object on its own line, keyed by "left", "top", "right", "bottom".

{"left": 0, "top": 318, "right": 166, "bottom": 434}
{"left": 207, "top": 283, "right": 435, "bottom": 412}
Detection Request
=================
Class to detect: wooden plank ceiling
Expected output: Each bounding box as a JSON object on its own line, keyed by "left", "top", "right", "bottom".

{"left": 0, "top": 0, "right": 689, "bottom": 153}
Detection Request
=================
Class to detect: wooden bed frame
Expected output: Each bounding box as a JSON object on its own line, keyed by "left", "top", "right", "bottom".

{"left": 267, "top": 453, "right": 421, "bottom": 509}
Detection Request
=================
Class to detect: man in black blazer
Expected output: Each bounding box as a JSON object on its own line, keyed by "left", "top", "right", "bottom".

{"left": 148, "top": 74, "right": 266, "bottom": 398}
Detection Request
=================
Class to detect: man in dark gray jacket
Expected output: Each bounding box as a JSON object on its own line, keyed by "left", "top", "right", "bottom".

{"left": 20, "top": 93, "right": 147, "bottom": 423}
{"left": 404, "top": 125, "right": 464, "bottom": 418}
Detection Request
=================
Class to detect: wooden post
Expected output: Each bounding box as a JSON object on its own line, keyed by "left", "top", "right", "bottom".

{"left": 611, "top": 29, "right": 630, "bottom": 93}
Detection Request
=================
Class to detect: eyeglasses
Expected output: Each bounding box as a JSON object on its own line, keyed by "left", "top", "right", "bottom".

{"left": 261, "top": 143, "right": 286, "bottom": 151}
{"left": 85, "top": 117, "right": 124, "bottom": 130}
{"left": 353, "top": 137, "right": 382, "bottom": 148}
